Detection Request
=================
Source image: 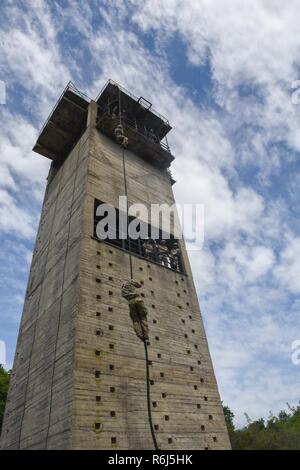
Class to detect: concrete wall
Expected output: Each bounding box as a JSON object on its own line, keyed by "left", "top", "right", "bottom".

{"left": 0, "top": 126, "right": 91, "bottom": 449}
{"left": 71, "top": 126, "right": 231, "bottom": 449}
{"left": 1, "top": 102, "right": 231, "bottom": 450}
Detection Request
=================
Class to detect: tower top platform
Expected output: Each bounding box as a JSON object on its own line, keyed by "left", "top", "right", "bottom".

{"left": 33, "top": 80, "right": 174, "bottom": 169}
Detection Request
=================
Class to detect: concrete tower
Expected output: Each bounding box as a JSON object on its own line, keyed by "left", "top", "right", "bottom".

{"left": 0, "top": 81, "right": 231, "bottom": 450}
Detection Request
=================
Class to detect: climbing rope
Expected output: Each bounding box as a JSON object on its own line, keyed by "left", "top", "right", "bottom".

{"left": 118, "top": 86, "right": 159, "bottom": 450}
{"left": 121, "top": 146, "right": 159, "bottom": 451}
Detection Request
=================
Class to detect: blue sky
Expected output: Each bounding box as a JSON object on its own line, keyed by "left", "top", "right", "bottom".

{"left": 1, "top": 0, "right": 300, "bottom": 426}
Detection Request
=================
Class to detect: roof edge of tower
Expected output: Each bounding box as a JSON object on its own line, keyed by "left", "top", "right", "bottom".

{"left": 32, "top": 82, "right": 90, "bottom": 162}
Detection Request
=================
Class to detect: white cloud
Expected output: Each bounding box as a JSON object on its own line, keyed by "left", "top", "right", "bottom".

{"left": 275, "top": 236, "right": 300, "bottom": 293}
{"left": 0, "top": 189, "right": 36, "bottom": 238}
{"left": 131, "top": 0, "right": 300, "bottom": 165}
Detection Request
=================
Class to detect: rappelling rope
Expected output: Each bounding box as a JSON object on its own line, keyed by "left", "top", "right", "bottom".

{"left": 121, "top": 145, "right": 159, "bottom": 451}
{"left": 118, "top": 87, "right": 159, "bottom": 451}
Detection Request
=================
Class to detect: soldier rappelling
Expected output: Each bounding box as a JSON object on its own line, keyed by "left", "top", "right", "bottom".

{"left": 121, "top": 280, "right": 149, "bottom": 341}
{"left": 114, "top": 123, "right": 128, "bottom": 148}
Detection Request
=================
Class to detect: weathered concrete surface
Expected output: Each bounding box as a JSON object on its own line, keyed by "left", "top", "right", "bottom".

{"left": 0, "top": 101, "right": 231, "bottom": 450}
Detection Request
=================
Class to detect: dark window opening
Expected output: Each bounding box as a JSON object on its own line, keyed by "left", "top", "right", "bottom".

{"left": 94, "top": 199, "right": 185, "bottom": 273}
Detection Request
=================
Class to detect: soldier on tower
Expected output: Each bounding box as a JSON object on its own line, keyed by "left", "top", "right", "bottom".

{"left": 121, "top": 280, "right": 149, "bottom": 341}
{"left": 158, "top": 240, "right": 170, "bottom": 267}
{"left": 113, "top": 123, "right": 128, "bottom": 148}
{"left": 148, "top": 128, "right": 158, "bottom": 143}
{"left": 142, "top": 239, "right": 154, "bottom": 260}
{"left": 170, "top": 241, "right": 180, "bottom": 271}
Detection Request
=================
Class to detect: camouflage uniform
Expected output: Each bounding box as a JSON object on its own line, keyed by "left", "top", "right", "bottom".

{"left": 114, "top": 124, "right": 128, "bottom": 148}
{"left": 121, "top": 280, "right": 149, "bottom": 341}
{"left": 158, "top": 240, "right": 170, "bottom": 267}
{"left": 170, "top": 242, "right": 180, "bottom": 270}
{"left": 111, "top": 105, "right": 119, "bottom": 119}
{"left": 148, "top": 128, "right": 157, "bottom": 143}
{"left": 142, "top": 240, "right": 154, "bottom": 259}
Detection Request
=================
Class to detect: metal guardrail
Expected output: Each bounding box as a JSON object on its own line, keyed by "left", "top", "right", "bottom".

{"left": 96, "top": 79, "right": 170, "bottom": 126}
{"left": 97, "top": 108, "right": 171, "bottom": 154}
{"left": 35, "top": 81, "right": 90, "bottom": 141}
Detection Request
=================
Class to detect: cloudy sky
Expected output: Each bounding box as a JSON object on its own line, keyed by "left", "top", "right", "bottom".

{"left": 1, "top": 0, "right": 300, "bottom": 426}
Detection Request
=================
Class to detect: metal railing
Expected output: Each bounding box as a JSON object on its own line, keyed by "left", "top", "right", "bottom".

{"left": 35, "top": 81, "right": 90, "bottom": 141}
{"left": 96, "top": 79, "right": 170, "bottom": 126}
{"left": 97, "top": 107, "right": 171, "bottom": 154}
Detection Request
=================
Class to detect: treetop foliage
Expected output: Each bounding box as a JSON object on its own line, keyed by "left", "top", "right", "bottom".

{"left": 224, "top": 402, "right": 300, "bottom": 450}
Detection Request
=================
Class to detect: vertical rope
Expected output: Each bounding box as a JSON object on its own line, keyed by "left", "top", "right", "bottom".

{"left": 119, "top": 87, "right": 159, "bottom": 449}
{"left": 121, "top": 147, "right": 133, "bottom": 280}
{"left": 141, "top": 326, "right": 160, "bottom": 451}
{"left": 122, "top": 145, "right": 159, "bottom": 450}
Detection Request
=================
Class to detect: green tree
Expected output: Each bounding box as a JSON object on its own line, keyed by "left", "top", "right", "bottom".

{"left": 0, "top": 366, "right": 10, "bottom": 434}
{"left": 223, "top": 403, "right": 300, "bottom": 450}
{"left": 223, "top": 405, "right": 235, "bottom": 435}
